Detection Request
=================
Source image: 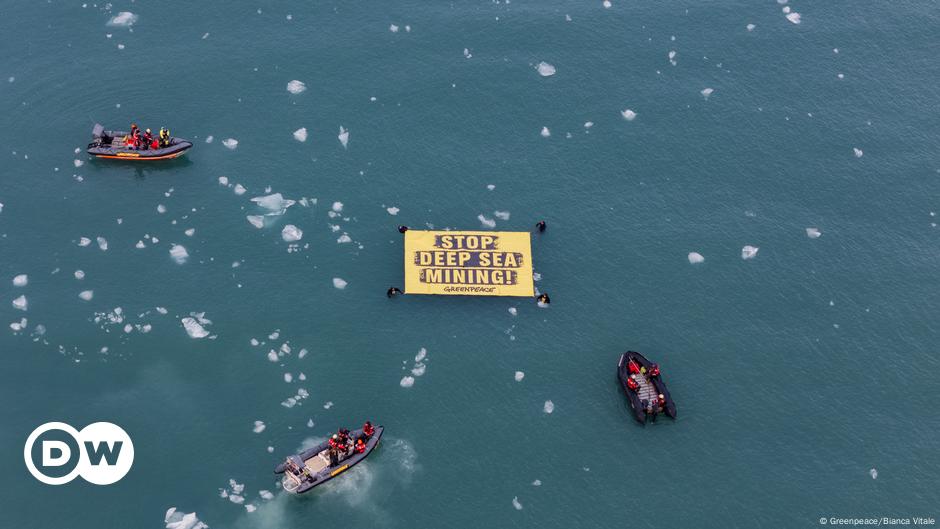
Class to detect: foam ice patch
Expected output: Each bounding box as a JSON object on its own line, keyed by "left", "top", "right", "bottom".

{"left": 543, "top": 400, "right": 554, "bottom": 413}
{"left": 170, "top": 244, "right": 189, "bottom": 264}
{"left": 478, "top": 214, "right": 496, "bottom": 228}
{"left": 108, "top": 11, "right": 138, "bottom": 27}
{"left": 12, "top": 295, "right": 27, "bottom": 311}
{"left": 293, "top": 127, "right": 307, "bottom": 142}
{"left": 281, "top": 225, "right": 303, "bottom": 242}
{"left": 332, "top": 278, "right": 347, "bottom": 289}
{"left": 287, "top": 80, "right": 307, "bottom": 94}
{"left": 79, "top": 290, "right": 94, "bottom": 301}
{"left": 536, "top": 62, "right": 556, "bottom": 77}
{"left": 688, "top": 252, "right": 705, "bottom": 264}
{"left": 741, "top": 245, "right": 759, "bottom": 260}
{"left": 806, "top": 227, "right": 822, "bottom": 239}
{"left": 12, "top": 274, "right": 27, "bottom": 287}
{"left": 222, "top": 138, "right": 238, "bottom": 150}
{"left": 621, "top": 109, "right": 637, "bottom": 121}
{"left": 338, "top": 126, "right": 349, "bottom": 148}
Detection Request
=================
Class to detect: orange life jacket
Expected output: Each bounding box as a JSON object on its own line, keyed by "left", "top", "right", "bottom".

{"left": 627, "top": 378, "right": 638, "bottom": 391}
{"left": 355, "top": 441, "right": 365, "bottom": 454}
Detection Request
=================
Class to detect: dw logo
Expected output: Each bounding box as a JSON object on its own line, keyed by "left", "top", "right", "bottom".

{"left": 24, "top": 422, "right": 134, "bottom": 485}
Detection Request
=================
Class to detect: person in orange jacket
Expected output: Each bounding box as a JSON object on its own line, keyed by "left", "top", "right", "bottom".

{"left": 363, "top": 421, "right": 375, "bottom": 439}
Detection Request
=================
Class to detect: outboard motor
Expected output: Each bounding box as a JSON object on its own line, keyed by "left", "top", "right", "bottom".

{"left": 91, "top": 123, "right": 107, "bottom": 146}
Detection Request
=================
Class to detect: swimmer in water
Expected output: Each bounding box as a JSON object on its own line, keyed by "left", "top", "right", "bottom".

{"left": 537, "top": 293, "right": 550, "bottom": 305}
{"left": 387, "top": 287, "right": 403, "bottom": 298}
{"left": 398, "top": 225, "right": 409, "bottom": 234}
{"left": 536, "top": 220, "right": 546, "bottom": 232}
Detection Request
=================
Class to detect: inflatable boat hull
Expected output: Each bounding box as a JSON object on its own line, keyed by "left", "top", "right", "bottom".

{"left": 617, "top": 351, "right": 677, "bottom": 423}
{"left": 274, "top": 425, "right": 384, "bottom": 494}
{"left": 87, "top": 129, "right": 192, "bottom": 161}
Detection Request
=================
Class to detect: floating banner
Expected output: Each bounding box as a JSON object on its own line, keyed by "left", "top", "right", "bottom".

{"left": 404, "top": 231, "right": 535, "bottom": 297}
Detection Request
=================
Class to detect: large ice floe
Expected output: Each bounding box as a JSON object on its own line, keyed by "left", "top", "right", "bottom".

{"left": 12, "top": 274, "right": 27, "bottom": 287}
{"left": 107, "top": 11, "right": 137, "bottom": 27}
{"left": 281, "top": 225, "right": 303, "bottom": 242}
{"left": 181, "top": 312, "right": 212, "bottom": 339}
{"left": 164, "top": 508, "right": 208, "bottom": 529}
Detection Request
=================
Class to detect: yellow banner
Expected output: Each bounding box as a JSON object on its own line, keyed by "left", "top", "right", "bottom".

{"left": 404, "top": 231, "right": 535, "bottom": 297}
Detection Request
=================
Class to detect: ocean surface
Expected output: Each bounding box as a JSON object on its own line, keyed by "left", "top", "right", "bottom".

{"left": 1, "top": 1, "right": 939, "bottom": 527}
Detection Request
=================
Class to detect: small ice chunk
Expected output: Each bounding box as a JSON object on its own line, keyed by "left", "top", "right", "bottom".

{"left": 205, "top": 135, "right": 214, "bottom": 143}
{"left": 543, "top": 400, "right": 554, "bottom": 413}
{"left": 96, "top": 236, "right": 108, "bottom": 251}
{"left": 156, "top": 307, "right": 168, "bottom": 314}
{"left": 74, "top": 159, "right": 84, "bottom": 168}
{"left": 12, "top": 295, "right": 27, "bottom": 311}
{"left": 157, "top": 204, "right": 167, "bottom": 214}
{"left": 218, "top": 176, "right": 229, "bottom": 186}
{"left": 463, "top": 48, "right": 472, "bottom": 59}
{"left": 701, "top": 88, "right": 714, "bottom": 99}
{"left": 253, "top": 421, "right": 266, "bottom": 433}
{"left": 336, "top": 233, "right": 351, "bottom": 244}
{"left": 293, "top": 127, "right": 307, "bottom": 142}
{"left": 621, "top": 109, "right": 637, "bottom": 121}
{"left": 246, "top": 215, "right": 264, "bottom": 229}
{"left": 494, "top": 211, "right": 510, "bottom": 221}
{"left": 79, "top": 290, "right": 94, "bottom": 301}
{"left": 540, "top": 127, "right": 551, "bottom": 137}
{"left": 245, "top": 505, "right": 256, "bottom": 513}
{"left": 806, "top": 227, "right": 822, "bottom": 239}
{"left": 260, "top": 490, "right": 274, "bottom": 500}
{"left": 107, "top": 11, "right": 138, "bottom": 27}
{"left": 338, "top": 126, "right": 349, "bottom": 148}
{"left": 508, "top": 307, "right": 518, "bottom": 316}
{"left": 747, "top": 23, "right": 756, "bottom": 31}
{"left": 251, "top": 193, "right": 295, "bottom": 212}
{"left": 786, "top": 12, "right": 801, "bottom": 24}
{"left": 870, "top": 468, "right": 878, "bottom": 479}
{"left": 284, "top": 373, "right": 293, "bottom": 383}
{"left": 603, "top": 0, "right": 612, "bottom": 8}
{"left": 332, "top": 201, "right": 344, "bottom": 213}
{"left": 222, "top": 138, "right": 238, "bottom": 150}
{"left": 536, "top": 62, "right": 556, "bottom": 77}
{"left": 386, "top": 206, "right": 399, "bottom": 215}
{"left": 532, "top": 479, "right": 542, "bottom": 486}
{"left": 169, "top": 244, "right": 189, "bottom": 264}
{"left": 512, "top": 497, "right": 523, "bottom": 510}
{"left": 181, "top": 316, "right": 210, "bottom": 339}
{"left": 286, "top": 80, "right": 306, "bottom": 94}
{"left": 584, "top": 121, "right": 594, "bottom": 128}
{"left": 79, "top": 237, "right": 92, "bottom": 247}
{"left": 184, "top": 228, "right": 195, "bottom": 237}
{"left": 486, "top": 184, "right": 495, "bottom": 190}
{"left": 332, "top": 278, "right": 347, "bottom": 289}
{"left": 74, "top": 270, "right": 85, "bottom": 280}
{"left": 411, "top": 363, "right": 426, "bottom": 377}
{"left": 400, "top": 376, "right": 415, "bottom": 388}
{"left": 12, "top": 274, "right": 27, "bottom": 287}
{"left": 478, "top": 214, "right": 496, "bottom": 228}
{"left": 415, "top": 347, "right": 427, "bottom": 362}
{"left": 853, "top": 147, "right": 863, "bottom": 158}
{"left": 741, "top": 245, "right": 759, "bottom": 260}
{"left": 281, "top": 225, "right": 303, "bottom": 242}
{"left": 688, "top": 252, "right": 705, "bottom": 264}
{"left": 323, "top": 401, "right": 333, "bottom": 409}
{"left": 514, "top": 371, "right": 525, "bottom": 381}
{"left": 389, "top": 24, "right": 399, "bottom": 33}
{"left": 234, "top": 184, "right": 246, "bottom": 195}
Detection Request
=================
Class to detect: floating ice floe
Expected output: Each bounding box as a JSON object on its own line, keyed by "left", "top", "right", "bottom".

{"left": 222, "top": 138, "right": 238, "bottom": 150}
{"left": 12, "top": 274, "right": 27, "bottom": 287}
{"left": 508, "top": 307, "right": 518, "bottom": 316}
{"left": 853, "top": 147, "right": 864, "bottom": 158}
{"left": 234, "top": 184, "right": 246, "bottom": 195}
{"left": 786, "top": 12, "right": 801, "bottom": 24}
{"left": 688, "top": 252, "right": 705, "bottom": 264}
{"left": 400, "top": 376, "right": 415, "bottom": 388}
{"left": 512, "top": 497, "right": 523, "bottom": 510}
{"left": 107, "top": 11, "right": 138, "bottom": 27}
{"left": 806, "top": 227, "right": 822, "bottom": 239}
{"left": 515, "top": 371, "right": 525, "bottom": 381}
{"left": 170, "top": 244, "right": 189, "bottom": 264}
{"left": 287, "top": 80, "right": 306, "bottom": 94}
{"left": 181, "top": 312, "right": 212, "bottom": 339}
{"left": 293, "top": 127, "right": 307, "bottom": 142}
{"left": 478, "top": 214, "right": 496, "bottom": 228}
{"left": 74, "top": 270, "right": 85, "bottom": 280}
{"left": 741, "top": 245, "right": 759, "bottom": 260}
{"left": 621, "top": 109, "right": 637, "bottom": 121}
{"left": 701, "top": 88, "right": 714, "bottom": 99}
{"left": 540, "top": 127, "right": 550, "bottom": 138}
{"left": 747, "top": 23, "right": 756, "bottom": 31}
{"left": 389, "top": 24, "right": 399, "bottom": 32}
{"left": 281, "top": 225, "right": 303, "bottom": 242}
{"left": 494, "top": 211, "right": 510, "bottom": 221}
{"left": 97, "top": 236, "right": 108, "bottom": 251}
{"left": 487, "top": 184, "right": 495, "bottom": 190}
{"left": 332, "top": 278, "right": 347, "bottom": 289}
{"left": 251, "top": 193, "right": 295, "bottom": 214}
{"left": 336, "top": 234, "right": 351, "bottom": 244}
{"left": 218, "top": 176, "right": 229, "bottom": 186}
{"left": 338, "top": 127, "right": 349, "bottom": 148}
{"left": 10, "top": 318, "right": 27, "bottom": 332}
{"left": 79, "top": 290, "right": 94, "bottom": 301}
{"left": 247, "top": 215, "right": 264, "bottom": 229}
{"left": 253, "top": 421, "right": 266, "bottom": 433}
{"left": 543, "top": 400, "right": 554, "bottom": 413}
{"left": 536, "top": 62, "right": 556, "bottom": 77}
{"left": 386, "top": 206, "right": 399, "bottom": 215}
{"left": 603, "top": 0, "right": 612, "bottom": 8}
{"left": 157, "top": 204, "right": 167, "bottom": 214}
{"left": 332, "top": 201, "right": 343, "bottom": 213}
{"left": 870, "top": 468, "right": 878, "bottom": 480}
{"left": 164, "top": 508, "right": 208, "bottom": 529}
{"left": 12, "top": 295, "right": 27, "bottom": 311}
{"left": 184, "top": 228, "right": 195, "bottom": 237}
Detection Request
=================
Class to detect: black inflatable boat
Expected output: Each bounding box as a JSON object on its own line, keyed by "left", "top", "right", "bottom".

{"left": 617, "top": 351, "right": 677, "bottom": 424}
{"left": 274, "top": 424, "right": 384, "bottom": 494}
{"left": 86, "top": 123, "right": 192, "bottom": 161}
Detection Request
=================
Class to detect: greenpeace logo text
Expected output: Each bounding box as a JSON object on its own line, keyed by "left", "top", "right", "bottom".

{"left": 24, "top": 422, "right": 134, "bottom": 485}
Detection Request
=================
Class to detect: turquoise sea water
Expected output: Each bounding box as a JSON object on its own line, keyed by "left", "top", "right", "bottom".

{"left": 2, "top": 1, "right": 939, "bottom": 527}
